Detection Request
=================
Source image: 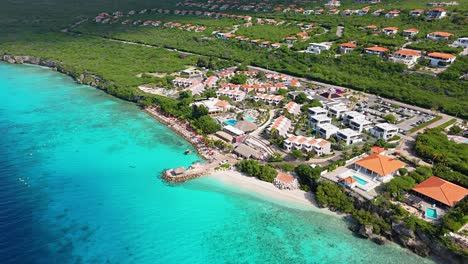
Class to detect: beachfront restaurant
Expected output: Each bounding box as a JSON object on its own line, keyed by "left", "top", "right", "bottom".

{"left": 354, "top": 153, "right": 406, "bottom": 183}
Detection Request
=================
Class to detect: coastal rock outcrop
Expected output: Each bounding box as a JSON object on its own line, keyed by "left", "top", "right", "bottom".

{"left": 358, "top": 224, "right": 374, "bottom": 238}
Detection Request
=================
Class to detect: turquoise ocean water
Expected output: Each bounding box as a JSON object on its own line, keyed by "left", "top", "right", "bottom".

{"left": 0, "top": 62, "right": 437, "bottom": 263}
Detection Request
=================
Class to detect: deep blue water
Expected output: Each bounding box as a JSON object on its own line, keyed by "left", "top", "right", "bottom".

{"left": 0, "top": 62, "right": 436, "bottom": 263}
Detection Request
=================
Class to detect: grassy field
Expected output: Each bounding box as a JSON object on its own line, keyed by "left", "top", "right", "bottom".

{"left": 236, "top": 24, "right": 301, "bottom": 42}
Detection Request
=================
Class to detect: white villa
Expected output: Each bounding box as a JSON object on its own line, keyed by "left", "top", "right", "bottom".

{"left": 328, "top": 104, "right": 348, "bottom": 119}
{"left": 427, "top": 31, "right": 453, "bottom": 41}
{"left": 283, "top": 136, "right": 331, "bottom": 156}
{"left": 370, "top": 123, "right": 399, "bottom": 140}
{"left": 336, "top": 128, "right": 362, "bottom": 145}
{"left": 452, "top": 37, "right": 468, "bottom": 48}
{"left": 349, "top": 118, "right": 372, "bottom": 133}
{"left": 354, "top": 153, "right": 406, "bottom": 183}
{"left": 308, "top": 107, "right": 328, "bottom": 118}
{"left": 317, "top": 123, "right": 340, "bottom": 139}
{"left": 427, "top": 52, "right": 456, "bottom": 67}
{"left": 339, "top": 42, "right": 357, "bottom": 54}
{"left": 390, "top": 49, "right": 422, "bottom": 67}
{"left": 306, "top": 43, "right": 331, "bottom": 54}
{"left": 426, "top": 8, "right": 447, "bottom": 19}
{"left": 192, "top": 99, "right": 233, "bottom": 115}
{"left": 309, "top": 115, "right": 331, "bottom": 129}
{"left": 342, "top": 111, "right": 366, "bottom": 125}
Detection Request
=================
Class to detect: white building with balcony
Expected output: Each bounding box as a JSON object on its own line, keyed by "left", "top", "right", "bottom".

{"left": 342, "top": 111, "right": 366, "bottom": 125}
{"left": 308, "top": 107, "right": 328, "bottom": 118}
{"left": 317, "top": 123, "right": 340, "bottom": 139}
{"left": 349, "top": 118, "right": 372, "bottom": 133}
{"left": 283, "top": 136, "right": 331, "bottom": 156}
{"left": 337, "top": 128, "right": 362, "bottom": 145}
{"left": 390, "top": 49, "right": 422, "bottom": 67}
{"left": 370, "top": 123, "right": 399, "bottom": 140}
{"left": 328, "top": 104, "right": 348, "bottom": 119}
{"left": 306, "top": 43, "right": 331, "bottom": 54}
{"left": 309, "top": 115, "right": 331, "bottom": 129}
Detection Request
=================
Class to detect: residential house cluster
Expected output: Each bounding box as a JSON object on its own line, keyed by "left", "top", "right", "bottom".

{"left": 283, "top": 136, "right": 332, "bottom": 156}
{"left": 267, "top": 116, "right": 292, "bottom": 137}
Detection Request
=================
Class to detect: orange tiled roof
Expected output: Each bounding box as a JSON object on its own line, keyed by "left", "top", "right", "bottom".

{"left": 366, "top": 46, "right": 389, "bottom": 53}
{"left": 341, "top": 42, "right": 357, "bottom": 48}
{"left": 276, "top": 172, "right": 294, "bottom": 183}
{"left": 404, "top": 28, "right": 419, "bottom": 33}
{"left": 355, "top": 153, "right": 405, "bottom": 176}
{"left": 215, "top": 100, "right": 230, "bottom": 107}
{"left": 428, "top": 52, "right": 456, "bottom": 59}
{"left": 339, "top": 176, "right": 357, "bottom": 184}
{"left": 394, "top": 49, "right": 421, "bottom": 56}
{"left": 430, "top": 31, "right": 453, "bottom": 37}
{"left": 383, "top": 27, "right": 398, "bottom": 31}
{"left": 412, "top": 176, "right": 468, "bottom": 207}
{"left": 371, "top": 146, "right": 385, "bottom": 154}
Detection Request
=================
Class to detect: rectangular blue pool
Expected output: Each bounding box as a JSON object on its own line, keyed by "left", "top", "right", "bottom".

{"left": 352, "top": 175, "right": 369, "bottom": 185}
{"left": 224, "top": 119, "right": 237, "bottom": 126}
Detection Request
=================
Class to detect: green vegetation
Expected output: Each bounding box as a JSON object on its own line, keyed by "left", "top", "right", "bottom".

{"left": 383, "top": 114, "right": 397, "bottom": 123}
{"left": 415, "top": 129, "right": 468, "bottom": 184}
{"left": 236, "top": 24, "right": 300, "bottom": 42}
{"left": 315, "top": 181, "right": 354, "bottom": 213}
{"left": 442, "top": 197, "right": 468, "bottom": 232}
{"left": 236, "top": 159, "right": 278, "bottom": 183}
{"left": 436, "top": 118, "right": 457, "bottom": 130}
{"left": 294, "top": 164, "right": 321, "bottom": 184}
{"left": 449, "top": 125, "right": 462, "bottom": 135}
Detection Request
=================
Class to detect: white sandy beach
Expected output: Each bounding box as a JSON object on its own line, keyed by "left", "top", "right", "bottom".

{"left": 209, "top": 170, "right": 342, "bottom": 217}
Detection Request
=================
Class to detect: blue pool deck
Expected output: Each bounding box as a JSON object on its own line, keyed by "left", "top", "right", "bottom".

{"left": 352, "top": 175, "right": 369, "bottom": 185}
{"left": 426, "top": 208, "right": 438, "bottom": 219}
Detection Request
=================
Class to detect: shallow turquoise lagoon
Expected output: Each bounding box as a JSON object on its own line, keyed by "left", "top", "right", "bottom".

{"left": 0, "top": 62, "right": 437, "bottom": 263}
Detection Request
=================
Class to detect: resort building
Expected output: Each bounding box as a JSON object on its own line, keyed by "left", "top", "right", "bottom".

{"left": 317, "top": 123, "right": 340, "bottom": 139}
{"left": 426, "top": 8, "right": 447, "bottom": 19}
{"left": 382, "top": 27, "right": 399, "bottom": 35}
{"left": 309, "top": 115, "right": 332, "bottom": 129}
{"left": 364, "top": 46, "right": 389, "bottom": 57}
{"left": 427, "top": 31, "right": 453, "bottom": 41}
{"left": 223, "top": 125, "right": 246, "bottom": 143}
{"left": 193, "top": 99, "right": 233, "bottom": 115}
{"left": 427, "top": 52, "right": 456, "bottom": 67}
{"left": 412, "top": 176, "right": 468, "bottom": 208}
{"left": 349, "top": 117, "right": 372, "bottom": 133}
{"left": 336, "top": 128, "right": 362, "bottom": 145}
{"left": 402, "top": 28, "right": 419, "bottom": 37}
{"left": 267, "top": 116, "right": 291, "bottom": 137}
{"left": 342, "top": 111, "right": 366, "bottom": 125}
{"left": 254, "top": 94, "right": 284, "bottom": 105}
{"left": 216, "top": 89, "right": 246, "bottom": 102}
{"left": 283, "top": 136, "right": 331, "bottom": 156}
{"left": 370, "top": 123, "right": 399, "bottom": 140}
{"left": 306, "top": 43, "right": 331, "bottom": 54}
{"left": 203, "top": 76, "right": 219, "bottom": 88}
{"left": 354, "top": 153, "right": 406, "bottom": 182}
{"left": 234, "top": 144, "right": 261, "bottom": 159}
{"left": 339, "top": 42, "right": 357, "bottom": 54}
{"left": 328, "top": 104, "right": 348, "bottom": 119}
{"left": 390, "top": 49, "right": 422, "bottom": 66}
{"left": 452, "top": 37, "right": 468, "bottom": 48}
{"left": 233, "top": 120, "right": 257, "bottom": 134}
{"left": 284, "top": 101, "right": 301, "bottom": 116}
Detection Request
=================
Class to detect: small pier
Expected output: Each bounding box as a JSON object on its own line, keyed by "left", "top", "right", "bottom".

{"left": 163, "top": 162, "right": 221, "bottom": 183}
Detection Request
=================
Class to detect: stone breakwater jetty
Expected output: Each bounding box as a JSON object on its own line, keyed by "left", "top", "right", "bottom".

{"left": 145, "top": 106, "right": 235, "bottom": 183}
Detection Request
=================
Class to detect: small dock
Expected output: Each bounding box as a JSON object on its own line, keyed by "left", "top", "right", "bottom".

{"left": 163, "top": 162, "right": 220, "bottom": 183}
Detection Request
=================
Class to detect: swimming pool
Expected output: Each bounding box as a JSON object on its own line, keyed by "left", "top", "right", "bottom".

{"left": 224, "top": 119, "right": 237, "bottom": 126}
{"left": 426, "top": 208, "right": 438, "bottom": 219}
{"left": 246, "top": 117, "right": 255, "bottom": 122}
{"left": 352, "top": 175, "right": 369, "bottom": 185}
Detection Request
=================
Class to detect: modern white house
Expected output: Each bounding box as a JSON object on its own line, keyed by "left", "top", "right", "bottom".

{"left": 306, "top": 43, "right": 331, "bottom": 54}
{"left": 364, "top": 46, "right": 389, "bottom": 57}
{"left": 389, "top": 49, "right": 422, "bottom": 67}
{"left": 382, "top": 27, "right": 398, "bottom": 35}
{"left": 342, "top": 111, "right": 366, "bottom": 125}
{"left": 354, "top": 153, "right": 406, "bottom": 183}
{"left": 309, "top": 115, "right": 332, "bottom": 129}
{"left": 336, "top": 128, "right": 362, "bottom": 145}
{"left": 317, "top": 123, "right": 340, "bottom": 139}
{"left": 452, "top": 37, "right": 468, "bottom": 48}
{"left": 328, "top": 104, "right": 348, "bottom": 119}
{"left": 409, "top": 9, "right": 424, "bottom": 17}
{"left": 370, "top": 123, "right": 399, "bottom": 140}
{"left": 402, "top": 28, "right": 419, "bottom": 37}
{"left": 308, "top": 107, "right": 328, "bottom": 118}
{"left": 349, "top": 118, "right": 372, "bottom": 133}
{"left": 427, "top": 52, "right": 456, "bottom": 67}
{"left": 426, "top": 8, "right": 447, "bottom": 19}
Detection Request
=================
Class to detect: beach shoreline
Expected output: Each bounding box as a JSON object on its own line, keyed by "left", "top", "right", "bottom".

{"left": 208, "top": 169, "right": 342, "bottom": 216}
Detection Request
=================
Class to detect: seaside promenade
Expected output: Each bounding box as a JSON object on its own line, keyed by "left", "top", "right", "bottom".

{"left": 145, "top": 106, "right": 236, "bottom": 182}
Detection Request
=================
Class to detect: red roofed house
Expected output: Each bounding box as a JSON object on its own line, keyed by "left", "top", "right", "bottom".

{"left": 412, "top": 176, "right": 468, "bottom": 207}
{"left": 364, "top": 25, "right": 378, "bottom": 31}
{"left": 354, "top": 153, "right": 406, "bottom": 182}
{"left": 339, "top": 42, "right": 357, "bottom": 54}
{"left": 382, "top": 27, "right": 399, "bottom": 35}
{"left": 402, "top": 28, "right": 419, "bottom": 37}
{"left": 427, "top": 52, "right": 456, "bottom": 67}
{"left": 427, "top": 31, "right": 453, "bottom": 41}
{"left": 409, "top": 9, "right": 424, "bottom": 17}
{"left": 426, "top": 8, "right": 447, "bottom": 19}
{"left": 390, "top": 49, "right": 422, "bottom": 66}
{"left": 365, "top": 46, "right": 389, "bottom": 57}
{"left": 371, "top": 146, "right": 386, "bottom": 155}
{"left": 385, "top": 10, "right": 401, "bottom": 18}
